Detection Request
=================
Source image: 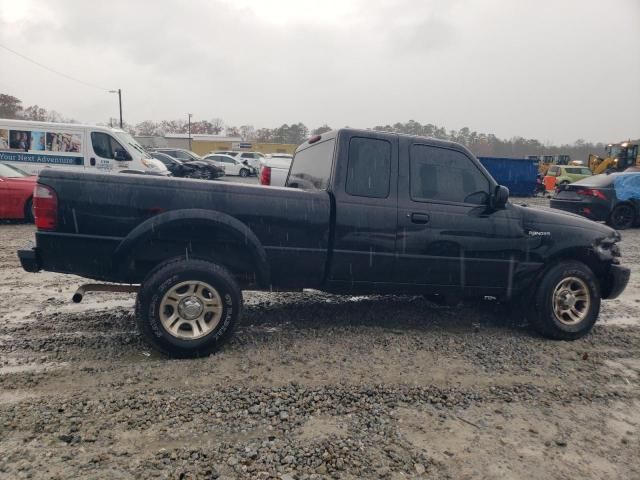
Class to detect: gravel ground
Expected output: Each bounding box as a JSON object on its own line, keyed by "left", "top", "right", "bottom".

{"left": 1, "top": 202, "right": 640, "bottom": 479}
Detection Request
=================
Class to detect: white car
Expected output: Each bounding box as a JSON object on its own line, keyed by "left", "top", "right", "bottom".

{"left": 212, "top": 151, "right": 264, "bottom": 170}
{"left": 259, "top": 153, "right": 293, "bottom": 186}
{"left": 203, "top": 154, "right": 254, "bottom": 177}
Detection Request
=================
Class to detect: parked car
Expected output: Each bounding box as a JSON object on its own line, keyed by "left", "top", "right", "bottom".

{"left": 212, "top": 151, "right": 261, "bottom": 172}
{"left": 18, "top": 129, "right": 629, "bottom": 358}
{"left": 0, "top": 162, "right": 36, "bottom": 221}
{"left": 152, "top": 148, "right": 202, "bottom": 162}
{"left": 202, "top": 154, "right": 255, "bottom": 177}
{"left": 259, "top": 153, "right": 293, "bottom": 186}
{"left": 151, "top": 148, "right": 225, "bottom": 178}
{"left": 151, "top": 152, "right": 224, "bottom": 179}
{"left": 551, "top": 172, "right": 640, "bottom": 229}
{"left": 237, "top": 151, "right": 264, "bottom": 170}
{"left": 546, "top": 165, "right": 592, "bottom": 188}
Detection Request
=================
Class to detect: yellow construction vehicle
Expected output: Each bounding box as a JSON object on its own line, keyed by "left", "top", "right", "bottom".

{"left": 589, "top": 141, "right": 639, "bottom": 174}
{"left": 536, "top": 154, "right": 571, "bottom": 175}
{"left": 538, "top": 155, "right": 555, "bottom": 175}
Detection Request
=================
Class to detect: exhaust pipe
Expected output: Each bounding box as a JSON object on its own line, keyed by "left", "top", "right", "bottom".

{"left": 72, "top": 283, "right": 139, "bottom": 303}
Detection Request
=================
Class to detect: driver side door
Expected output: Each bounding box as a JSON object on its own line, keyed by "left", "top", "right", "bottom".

{"left": 394, "top": 141, "right": 526, "bottom": 295}
{"left": 90, "top": 132, "right": 131, "bottom": 170}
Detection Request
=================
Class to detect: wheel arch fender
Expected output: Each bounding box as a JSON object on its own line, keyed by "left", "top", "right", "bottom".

{"left": 113, "top": 208, "right": 270, "bottom": 287}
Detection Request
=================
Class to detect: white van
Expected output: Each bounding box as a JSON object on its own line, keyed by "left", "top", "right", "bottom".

{"left": 0, "top": 119, "right": 167, "bottom": 175}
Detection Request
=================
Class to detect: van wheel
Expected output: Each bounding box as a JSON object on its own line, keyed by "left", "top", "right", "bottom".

{"left": 530, "top": 261, "right": 600, "bottom": 340}
{"left": 239, "top": 168, "right": 249, "bottom": 177}
{"left": 607, "top": 204, "right": 635, "bottom": 230}
{"left": 24, "top": 198, "right": 34, "bottom": 223}
{"left": 135, "top": 259, "right": 241, "bottom": 358}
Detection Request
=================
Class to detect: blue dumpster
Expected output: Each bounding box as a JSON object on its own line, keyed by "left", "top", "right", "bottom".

{"left": 477, "top": 156, "right": 538, "bottom": 196}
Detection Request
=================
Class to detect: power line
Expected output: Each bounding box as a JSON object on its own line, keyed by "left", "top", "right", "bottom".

{"left": 0, "top": 43, "right": 109, "bottom": 92}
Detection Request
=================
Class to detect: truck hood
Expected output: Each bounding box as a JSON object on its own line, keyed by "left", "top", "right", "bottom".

{"left": 514, "top": 203, "right": 617, "bottom": 238}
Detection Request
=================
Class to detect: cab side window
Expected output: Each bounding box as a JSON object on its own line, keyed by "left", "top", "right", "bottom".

{"left": 91, "top": 133, "right": 111, "bottom": 158}
{"left": 410, "top": 145, "right": 490, "bottom": 204}
{"left": 91, "top": 132, "right": 130, "bottom": 160}
{"left": 346, "top": 137, "right": 391, "bottom": 198}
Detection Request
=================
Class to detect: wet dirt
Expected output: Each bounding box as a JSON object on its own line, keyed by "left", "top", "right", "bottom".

{"left": 1, "top": 221, "right": 639, "bottom": 479}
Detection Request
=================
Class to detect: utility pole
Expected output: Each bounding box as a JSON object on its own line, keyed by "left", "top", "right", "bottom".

{"left": 109, "top": 89, "right": 123, "bottom": 128}
{"left": 188, "top": 113, "right": 193, "bottom": 151}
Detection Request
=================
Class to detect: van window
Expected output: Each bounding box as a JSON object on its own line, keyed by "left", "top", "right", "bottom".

{"left": 346, "top": 137, "right": 391, "bottom": 198}
{"left": 287, "top": 139, "right": 335, "bottom": 190}
{"left": 410, "top": 145, "right": 490, "bottom": 204}
{"left": 91, "top": 132, "right": 130, "bottom": 160}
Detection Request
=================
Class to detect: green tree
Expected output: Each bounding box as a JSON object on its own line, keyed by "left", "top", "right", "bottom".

{"left": 312, "top": 124, "right": 332, "bottom": 135}
{"left": 0, "top": 93, "right": 23, "bottom": 118}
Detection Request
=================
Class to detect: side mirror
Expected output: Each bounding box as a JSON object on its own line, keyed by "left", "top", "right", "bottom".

{"left": 490, "top": 185, "right": 509, "bottom": 209}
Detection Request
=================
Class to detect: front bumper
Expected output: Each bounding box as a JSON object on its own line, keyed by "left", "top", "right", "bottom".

{"left": 602, "top": 264, "right": 630, "bottom": 299}
{"left": 18, "top": 247, "right": 41, "bottom": 273}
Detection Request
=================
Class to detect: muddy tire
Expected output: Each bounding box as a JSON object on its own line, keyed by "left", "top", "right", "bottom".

{"left": 530, "top": 261, "right": 600, "bottom": 340}
{"left": 607, "top": 204, "right": 635, "bottom": 230}
{"left": 135, "top": 259, "right": 241, "bottom": 358}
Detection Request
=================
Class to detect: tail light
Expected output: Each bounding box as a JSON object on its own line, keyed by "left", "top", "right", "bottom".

{"left": 576, "top": 188, "right": 606, "bottom": 200}
{"left": 33, "top": 184, "right": 58, "bottom": 230}
{"left": 260, "top": 166, "right": 271, "bottom": 185}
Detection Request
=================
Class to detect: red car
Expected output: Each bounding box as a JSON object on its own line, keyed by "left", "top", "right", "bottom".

{"left": 0, "top": 163, "right": 36, "bottom": 222}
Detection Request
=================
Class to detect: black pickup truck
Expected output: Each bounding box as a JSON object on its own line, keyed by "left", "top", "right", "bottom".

{"left": 19, "top": 129, "right": 630, "bottom": 357}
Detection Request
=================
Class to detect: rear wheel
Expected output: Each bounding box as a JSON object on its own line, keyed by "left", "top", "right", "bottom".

{"left": 135, "top": 259, "right": 241, "bottom": 358}
{"left": 530, "top": 261, "right": 600, "bottom": 340}
{"left": 607, "top": 204, "right": 635, "bottom": 230}
{"left": 24, "top": 198, "right": 34, "bottom": 223}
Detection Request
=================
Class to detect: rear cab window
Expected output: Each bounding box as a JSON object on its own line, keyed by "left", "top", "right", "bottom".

{"left": 287, "top": 139, "right": 335, "bottom": 190}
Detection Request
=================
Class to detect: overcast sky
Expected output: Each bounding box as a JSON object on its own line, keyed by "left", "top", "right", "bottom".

{"left": 0, "top": 0, "right": 638, "bottom": 144}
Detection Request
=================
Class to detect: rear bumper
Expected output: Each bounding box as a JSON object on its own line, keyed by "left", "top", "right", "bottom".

{"left": 602, "top": 264, "right": 630, "bottom": 299}
{"left": 550, "top": 198, "right": 610, "bottom": 222}
{"left": 18, "top": 232, "right": 122, "bottom": 281}
{"left": 18, "top": 247, "right": 41, "bottom": 273}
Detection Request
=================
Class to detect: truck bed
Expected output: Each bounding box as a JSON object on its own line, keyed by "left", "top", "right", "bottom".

{"left": 33, "top": 170, "right": 332, "bottom": 288}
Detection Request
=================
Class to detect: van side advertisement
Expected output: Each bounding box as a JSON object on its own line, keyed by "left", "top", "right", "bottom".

{"left": 0, "top": 128, "right": 83, "bottom": 165}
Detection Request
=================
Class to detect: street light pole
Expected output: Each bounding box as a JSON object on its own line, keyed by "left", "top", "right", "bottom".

{"left": 109, "top": 89, "right": 123, "bottom": 128}
{"left": 188, "top": 113, "right": 192, "bottom": 151}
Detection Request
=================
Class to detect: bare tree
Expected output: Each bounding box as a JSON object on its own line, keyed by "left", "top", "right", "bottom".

{"left": 211, "top": 118, "right": 224, "bottom": 134}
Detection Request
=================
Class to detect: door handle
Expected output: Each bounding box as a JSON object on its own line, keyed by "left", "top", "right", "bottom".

{"left": 410, "top": 213, "right": 430, "bottom": 224}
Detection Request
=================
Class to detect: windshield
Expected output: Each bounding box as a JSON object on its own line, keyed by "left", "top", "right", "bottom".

{"left": 607, "top": 145, "right": 622, "bottom": 159}
{"left": 115, "top": 132, "right": 152, "bottom": 158}
{"left": 0, "top": 163, "right": 30, "bottom": 177}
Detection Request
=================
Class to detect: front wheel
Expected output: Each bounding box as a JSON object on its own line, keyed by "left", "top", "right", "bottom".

{"left": 239, "top": 168, "right": 249, "bottom": 178}
{"left": 607, "top": 204, "right": 635, "bottom": 230}
{"left": 530, "top": 261, "right": 600, "bottom": 340}
{"left": 135, "top": 259, "right": 241, "bottom": 358}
